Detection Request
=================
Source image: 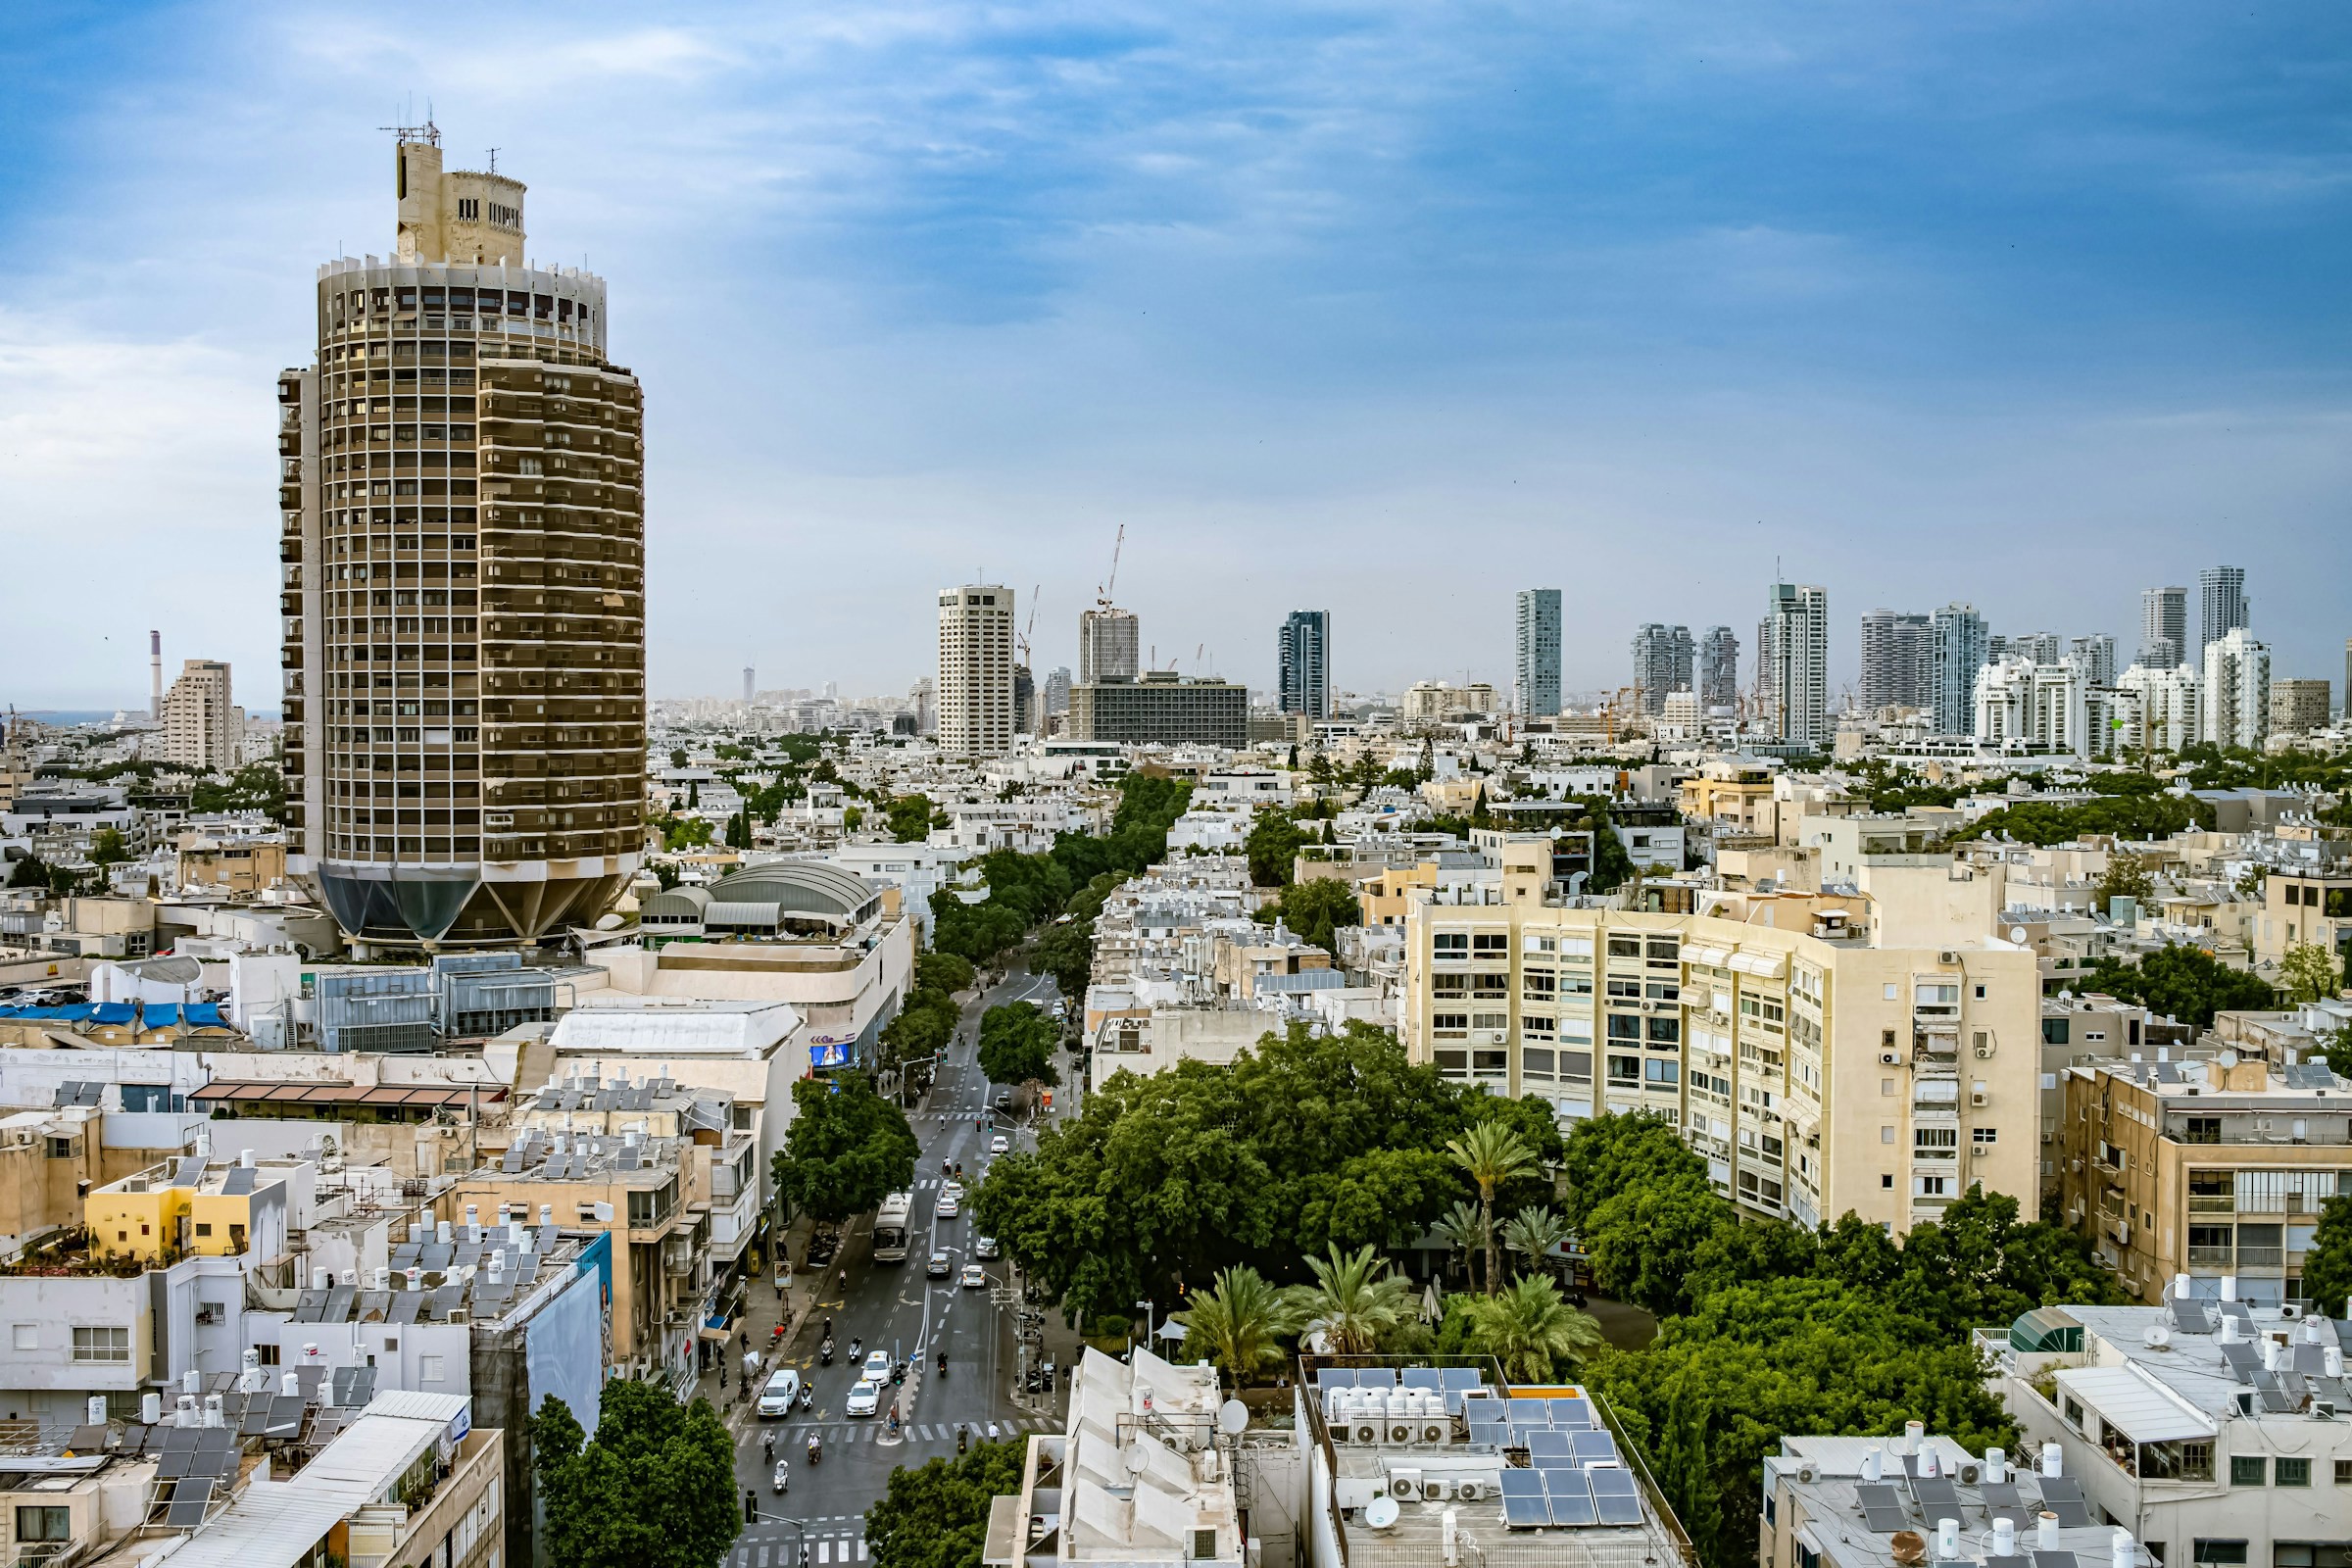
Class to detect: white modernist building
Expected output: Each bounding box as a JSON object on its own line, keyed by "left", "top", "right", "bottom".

{"left": 2202, "top": 628, "right": 2272, "bottom": 751}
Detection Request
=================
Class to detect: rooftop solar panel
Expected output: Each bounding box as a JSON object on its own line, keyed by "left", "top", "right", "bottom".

{"left": 2034, "top": 1552, "right": 2081, "bottom": 1568}
{"left": 1502, "top": 1489, "right": 1548, "bottom": 1528}
{"left": 324, "top": 1284, "right": 356, "bottom": 1322}
{"left": 1443, "top": 1368, "right": 1484, "bottom": 1391}
{"left": 1854, "top": 1484, "right": 1910, "bottom": 1534}
{"left": 2044, "top": 1499, "right": 2094, "bottom": 1529}
{"left": 220, "top": 1166, "right": 258, "bottom": 1196}
{"left": 1551, "top": 1396, "right": 1594, "bottom": 1428}
{"left": 64, "top": 1424, "right": 107, "bottom": 1452}
{"left": 266, "top": 1396, "right": 305, "bottom": 1437}
{"left": 161, "top": 1428, "right": 198, "bottom": 1453}
{"left": 174, "top": 1156, "right": 206, "bottom": 1187}
{"left": 1358, "top": 1368, "right": 1396, "bottom": 1390}
{"left": 2037, "top": 1477, "right": 2082, "bottom": 1504}
{"left": 1469, "top": 1421, "right": 1507, "bottom": 1446}
{"left": 1508, "top": 1398, "right": 1550, "bottom": 1425}
{"left": 2171, "top": 1298, "right": 2213, "bottom": 1334}
{"left": 1318, "top": 1369, "right": 1356, "bottom": 1389}
{"left": 240, "top": 1406, "right": 270, "bottom": 1436}
{"left": 195, "top": 1428, "right": 234, "bottom": 1452}
{"left": 165, "top": 1479, "right": 214, "bottom": 1528}
{"left": 1528, "top": 1431, "right": 1574, "bottom": 1458}
{"left": 391, "top": 1293, "right": 424, "bottom": 1324}
{"left": 1544, "top": 1470, "right": 1597, "bottom": 1527}
{"left": 1980, "top": 1482, "right": 2022, "bottom": 1508}
{"left": 1401, "top": 1368, "right": 1443, "bottom": 1390}
{"left": 1590, "top": 1469, "right": 1642, "bottom": 1526}
{"left": 2221, "top": 1301, "right": 2254, "bottom": 1323}
{"left": 155, "top": 1449, "right": 197, "bottom": 1480}
{"left": 2221, "top": 1341, "right": 2261, "bottom": 1382}
{"left": 1913, "top": 1476, "right": 1960, "bottom": 1512}
{"left": 1571, "top": 1430, "right": 1620, "bottom": 1463}
{"left": 1985, "top": 1553, "right": 2032, "bottom": 1568}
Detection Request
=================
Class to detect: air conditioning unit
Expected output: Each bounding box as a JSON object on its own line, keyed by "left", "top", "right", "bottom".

{"left": 1970, "top": 1090, "right": 1989, "bottom": 1107}
{"left": 1938, "top": 951, "right": 1960, "bottom": 965}
{"left": 1975, "top": 1044, "right": 1995, "bottom": 1059}
{"left": 1389, "top": 1423, "right": 1414, "bottom": 1445}
{"left": 1421, "top": 1421, "right": 1448, "bottom": 1444}
{"left": 1880, "top": 1051, "right": 1902, "bottom": 1066}
{"left": 1388, "top": 1470, "right": 1423, "bottom": 1501}
{"left": 2316, "top": 1400, "right": 2337, "bottom": 1421}
{"left": 1794, "top": 1464, "right": 1818, "bottom": 1484}
{"left": 1454, "top": 1480, "right": 1488, "bottom": 1502}
{"left": 1353, "top": 1423, "right": 1379, "bottom": 1445}
{"left": 2280, "top": 1303, "right": 2303, "bottom": 1320}
{"left": 1958, "top": 1464, "right": 1981, "bottom": 1486}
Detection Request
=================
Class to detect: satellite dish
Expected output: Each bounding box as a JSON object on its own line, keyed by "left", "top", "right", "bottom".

{"left": 1218, "top": 1399, "right": 1248, "bottom": 1436}
{"left": 1365, "top": 1497, "right": 1400, "bottom": 1531}
{"left": 2009, "top": 927, "right": 2029, "bottom": 944}
{"left": 1123, "top": 1443, "right": 1150, "bottom": 1474}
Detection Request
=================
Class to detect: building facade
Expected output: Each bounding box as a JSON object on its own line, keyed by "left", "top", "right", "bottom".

{"left": 1396, "top": 856, "right": 2039, "bottom": 1235}
{"left": 1631, "top": 623, "right": 1694, "bottom": 713}
{"left": 1278, "top": 611, "right": 1331, "bottom": 720}
{"left": 2202, "top": 628, "right": 2271, "bottom": 751}
{"left": 160, "top": 660, "right": 242, "bottom": 771}
{"left": 1078, "top": 607, "right": 1140, "bottom": 685}
{"left": 2200, "top": 565, "right": 2250, "bottom": 658}
{"left": 1514, "top": 588, "right": 1562, "bottom": 716}
{"left": 938, "top": 584, "right": 1016, "bottom": 756}
{"left": 1859, "top": 610, "right": 1933, "bottom": 712}
{"left": 1066, "top": 674, "right": 1249, "bottom": 748}
{"left": 2116, "top": 662, "right": 2202, "bottom": 755}
{"left": 279, "top": 126, "right": 646, "bottom": 951}
{"left": 2069, "top": 633, "right": 2118, "bottom": 691}
{"left": 1929, "top": 603, "right": 1989, "bottom": 736}
{"left": 1760, "top": 582, "right": 1830, "bottom": 747}
{"left": 1698, "top": 625, "right": 1740, "bottom": 710}
{"left": 2269, "top": 679, "right": 2330, "bottom": 738}
{"left": 2142, "top": 584, "right": 2188, "bottom": 668}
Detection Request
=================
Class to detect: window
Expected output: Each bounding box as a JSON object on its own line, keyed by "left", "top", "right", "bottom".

{"left": 72, "top": 1327, "right": 129, "bottom": 1364}
{"left": 1606, "top": 1054, "right": 1641, "bottom": 1084}
{"left": 2191, "top": 1544, "right": 2247, "bottom": 1566}
{"left": 1562, "top": 1052, "right": 1592, "bottom": 1081}
{"left": 1472, "top": 933, "right": 1509, "bottom": 955}
{"left": 2230, "top": 1455, "right": 2266, "bottom": 1487}
{"left": 10, "top": 1325, "right": 32, "bottom": 1351}
{"left": 420, "top": 1354, "right": 446, "bottom": 1382}
{"left": 194, "top": 1223, "right": 213, "bottom": 1238}
{"left": 15, "top": 1507, "right": 69, "bottom": 1544}
{"left": 2063, "top": 1396, "right": 2083, "bottom": 1429}
{"left": 1434, "top": 1051, "right": 1468, "bottom": 1077}
{"left": 1522, "top": 1049, "right": 1556, "bottom": 1077}
{"left": 2277, "top": 1457, "right": 2311, "bottom": 1487}
{"left": 1918, "top": 1175, "right": 1950, "bottom": 1197}
{"left": 1972, "top": 1127, "right": 1999, "bottom": 1146}
{"left": 1607, "top": 937, "right": 1641, "bottom": 958}
{"left": 1882, "top": 1126, "right": 1896, "bottom": 1144}
{"left": 1606, "top": 1015, "right": 1642, "bottom": 1042}
{"left": 1643, "top": 1059, "right": 1680, "bottom": 1087}
{"left": 2182, "top": 1117, "right": 2222, "bottom": 1145}
{"left": 1472, "top": 1051, "right": 1508, "bottom": 1073}
{"left": 1434, "top": 933, "right": 1468, "bottom": 956}
{"left": 2335, "top": 1460, "right": 2352, "bottom": 1486}
{"left": 1433, "top": 1012, "right": 1470, "bottom": 1034}
{"left": 1646, "top": 1016, "right": 1681, "bottom": 1046}
{"left": 1882, "top": 1173, "right": 1895, "bottom": 1189}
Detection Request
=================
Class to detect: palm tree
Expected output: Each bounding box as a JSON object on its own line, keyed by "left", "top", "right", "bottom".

{"left": 1464, "top": 1276, "right": 1607, "bottom": 1382}
{"left": 1287, "top": 1244, "right": 1415, "bottom": 1354}
{"left": 1446, "top": 1121, "right": 1539, "bottom": 1294}
{"left": 1176, "top": 1266, "right": 1300, "bottom": 1388}
{"left": 1500, "top": 1206, "right": 1572, "bottom": 1282}
{"left": 1431, "top": 1200, "right": 1486, "bottom": 1289}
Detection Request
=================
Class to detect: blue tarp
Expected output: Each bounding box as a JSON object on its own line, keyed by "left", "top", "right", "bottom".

{"left": 0, "top": 1002, "right": 228, "bottom": 1028}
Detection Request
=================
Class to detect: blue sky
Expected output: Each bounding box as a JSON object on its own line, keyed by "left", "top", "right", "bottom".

{"left": 1, "top": 1, "right": 2347, "bottom": 710}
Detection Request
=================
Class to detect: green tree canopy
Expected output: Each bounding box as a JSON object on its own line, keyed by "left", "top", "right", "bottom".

{"left": 2299, "top": 1195, "right": 2352, "bottom": 1318}
{"left": 1177, "top": 1265, "right": 1301, "bottom": 1386}
{"left": 866, "top": 1440, "right": 1027, "bottom": 1568}
{"left": 2079, "top": 943, "right": 2278, "bottom": 1028}
{"left": 887, "top": 794, "right": 937, "bottom": 843}
{"left": 977, "top": 1003, "right": 1060, "bottom": 1089}
{"left": 4, "top": 853, "right": 51, "bottom": 890}
{"left": 530, "top": 1383, "right": 739, "bottom": 1568}
{"left": 187, "top": 762, "right": 287, "bottom": 822}
{"left": 1246, "top": 811, "right": 1305, "bottom": 887}
{"left": 1254, "top": 875, "right": 1364, "bottom": 956}
{"left": 770, "top": 1075, "right": 919, "bottom": 1226}
{"left": 1463, "top": 1275, "right": 1605, "bottom": 1381}
{"left": 1032, "top": 916, "right": 1096, "bottom": 999}
{"left": 87, "top": 827, "right": 129, "bottom": 867}
{"left": 1953, "top": 792, "right": 2212, "bottom": 846}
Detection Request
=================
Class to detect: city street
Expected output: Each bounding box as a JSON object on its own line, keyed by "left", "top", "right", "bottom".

{"left": 719, "top": 962, "right": 1073, "bottom": 1568}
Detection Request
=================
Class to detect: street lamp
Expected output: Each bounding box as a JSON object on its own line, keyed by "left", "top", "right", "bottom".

{"left": 1137, "top": 1298, "right": 1153, "bottom": 1354}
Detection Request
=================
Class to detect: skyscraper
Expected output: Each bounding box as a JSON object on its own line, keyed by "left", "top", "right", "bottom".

{"left": 1858, "top": 610, "right": 1933, "bottom": 711}
{"left": 1278, "top": 611, "right": 1331, "bottom": 720}
{"left": 1043, "top": 666, "right": 1072, "bottom": 717}
{"left": 280, "top": 124, "right": 646, "bottom": 950}
{"left": 1514, "top": 589, "right": 1562, "bottom": 716}
{"left": 2067, "top": 634, "right": 2117, "bottom": 691}
{"left": 938, "top": 585, "right": 1016, "bottom": 755}
{"left": 160, "top": 660, "right": 241, "bottom": 771}
{"left": 2201, "top": 628, "right": 2270, "bottom": 751}
{"left": 1759, "top": 583, "right": 1829, "bottom": 746}
{"left": 2140, "top": 586, "right": 2187, "bottom": 668}
{"left": 1078, "top": 607, "right": 1140, "bottom": 685}
{"left": 1630, "top": 624, "right": 1694, "bottom": 713}
{"left": 1698, "top": 626, "right": 1740, "bottom": 711}
{"left": 742, "top": 666, "right": 755, "bottom": 705}
{"left": 1928, "top": 604, "right": 1987, "bottom": 736}
{"left": 2199, "top": 565, "right": 2249, "bottom": 657}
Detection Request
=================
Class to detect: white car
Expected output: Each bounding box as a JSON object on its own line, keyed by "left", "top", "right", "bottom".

{"left": 990, "top": 1134, "right": 1009, "bottom": 1154}
{"left": 937, "top": 1190, "right": 960, "bottom": 1218}
{"left": 961, "top": 1263, "right": 988, "bottom": 1289}
{"left": 974, "top": 1235, "right": 1001, "bottom": 1259}
{"left": 757, "top": 1369, "right": 802, "bottom": 1419}
{"left": 863, "top": 1349, "right": 892, "bottom": 1381}
{"left": 845, "top": 1379, "right": 882, "bottom": 1417}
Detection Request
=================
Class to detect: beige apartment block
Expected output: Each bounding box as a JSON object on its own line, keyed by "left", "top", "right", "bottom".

{"left": 938, "top": 585, "right": 1016, "bottom": 756}
{"left": 2252, "top": 869, "right": 2352, "bottom": 969}
{"left": 159, "top": 660, "right": 241, "bottom": 771}
{"left": 2268, "top": 677, "right": 2331, "bottom": 737}
{"left": 1399, "top": 846, "right": 2039, "bottom": 1233}
{"left": 2059, "top": 1054, "right": 2352, "bottom": 1306}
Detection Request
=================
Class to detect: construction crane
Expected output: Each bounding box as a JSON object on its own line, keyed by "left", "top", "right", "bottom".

{"left": 1097, "top": 524, "right": 1125, "bottom": 611}
{"left": 1601, "top": 686, "right": 1636, "bottom": 746}
{"left": 1018, "top": 586, "right": 1040, "bottom": 667}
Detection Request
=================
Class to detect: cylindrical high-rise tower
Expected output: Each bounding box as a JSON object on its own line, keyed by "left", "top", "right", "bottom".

{"left": 278, "top": 122, "right": 646, "bottom": 951}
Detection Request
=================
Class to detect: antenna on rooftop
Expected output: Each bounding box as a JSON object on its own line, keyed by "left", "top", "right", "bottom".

{"left": 487, "top": 147, "right": 500, "bottom": 173}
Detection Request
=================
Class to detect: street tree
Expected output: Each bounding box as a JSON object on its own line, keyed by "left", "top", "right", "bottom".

{"left": 977, "top": 1003, "right": 1060, "bottom": 1090}
{"left": 769, "top": 1075, "right": 919, "bottom": 1227}
{"left": 1446, "top": 1121, "right": 1540, "bottom": 1293}
{"left": 2301, "top": 1195, "right": 2352, "bottom": 1318}
{"left": 1431, "top": 1200, "right": 1486, "bottom": 1290}
{"left": 2282, "top": 942, "right": 2341, "bottom": 1004}
{"left": 1499, "top": 1205, "right": 1573, "bottom": 1282}
{"left": 1176, "top": 1266, "right": 1300, "bottom": 1387}
{"left": 866, "top": 1441, "right": 1027, "bottom": 1568}
{"left": 1286, "top": 1243, "right": 1414, "bottom": 1354}
{"left": 1254, "top": 875, "right": 1363, "bottom": 956}
{"left": 1463, "top": 1275, "right": 1605, "bottom": 1381}
{"left": 2080, "top": 943, "right": 2277, "bottom": 1028}
{"left": 1245, "top": 810, "right": 1304, "bottom": 887}
{"left": 530, "top": 1383, "right": 739, "bottom": 1568}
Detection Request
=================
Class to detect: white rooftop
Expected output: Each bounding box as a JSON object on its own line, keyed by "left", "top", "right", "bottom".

{"left": 552, "top": 997, "right": 804, "bottom": 1054}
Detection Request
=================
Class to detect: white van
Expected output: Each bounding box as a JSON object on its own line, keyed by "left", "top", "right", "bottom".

{"left": 758, "top": 1368, "right": 803, "bottom": 1419}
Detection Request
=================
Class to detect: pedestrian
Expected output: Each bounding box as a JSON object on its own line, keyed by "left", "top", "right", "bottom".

{"left": 987, "top": 1421, "right": 1000, "bottom": 1442}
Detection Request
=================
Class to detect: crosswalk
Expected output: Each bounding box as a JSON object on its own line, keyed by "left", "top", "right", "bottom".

{"left": 729, "top": 1537, "right": 865, "bottom": 1567}
{"left": 779, "top": 1416, "right": 1056, "bottom": 1446}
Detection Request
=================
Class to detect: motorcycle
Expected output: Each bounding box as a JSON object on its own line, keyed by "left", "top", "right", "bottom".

{"left": 771, "top": 1324, "right": 786, "bottom": 1348}
{"left": 848, "top": 1338, "right": 862, "bottom": 1363}
{"left": 941, "top": 1156, "right": 953, "bottom": 1175}
{"left": 938, "top": 1350, "right": 949, "bottom": 1377}
{"left": 764, "top": 1435, "right": 776, "bottom": 1465}
{"left": 798, "top": 1386, "right": 812, "bottom": 1411}
{"left": 956, "top": 1424, "right": 968, "bottom": 1454}
{"left": 807, "top": 1436, "right": 822, "bottom": 1465}
{"left": 820, "top": 1339, "right": 835, "bottom": 1365}
{"left": 773, "top": 1460, "right": 790, "bottom": 1494}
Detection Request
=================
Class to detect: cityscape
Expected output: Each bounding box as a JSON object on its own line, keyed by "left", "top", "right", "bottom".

{"left": 3, "top": 12, "right": 2351, "bottom": 1568}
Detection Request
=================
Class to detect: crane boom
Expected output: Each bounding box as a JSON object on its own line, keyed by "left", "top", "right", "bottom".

{"left": 1098, "top": 523, "right": 1126, "bottom": 610}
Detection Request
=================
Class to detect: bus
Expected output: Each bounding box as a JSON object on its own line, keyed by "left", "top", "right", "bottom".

{"left": 872, "top": 1192, "right": 914, "bottom": 1263}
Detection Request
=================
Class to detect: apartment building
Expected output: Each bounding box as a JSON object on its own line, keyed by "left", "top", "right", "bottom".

{"left": 1930, "top": 604, "right": 1991, "bottom": 736}
{"left": 1761, "top": 582, "right": 1830, "bottom": 747}
{"left": 1984, "top": 1298, "right": 2352, "bottom": 1568}
{"left": 1278, "top": 611, "right": 1331, "bottom": 720}
{"left": 2204, "top": 629, "right": 2272, "bottom": 751}
{"left": 2200, "top": 565, "right": 2250, "bottom": 656}
{"left": 1860, "top": 610, "right": 1933, "bottom": 711}
{"left": 159, "top": 661, "right": 242, "bottom": 771}
{"left": 280, "top": 127, "right": 647, "bottom": 951}
{"left": 1516, "top": 589, "right": 1563, "bottom": 716}
{"left": 1078, "top": 606, "right": 1140, "bottom": 685}
{"left": 2143, "top": 585, "right": 2189, "bottom": 667}
{"left": 1698, "top": 625, "right": 1740, "bottom": 710}
{"left": 2253, "top": 870, "right": 2352, "bottom": 969}
{"left": 1066, "top": 672, "right": 1249, "bottom": 748}
{"left": 2117, "top": 662, "right": 2202, "bottom": 754}
{"left": 1631, "top": 623, "right": 1694, "bottom": 713}
{"left": 939, "top": 584, "right": 1016, "bottom": 756}
{"left": 1398, "top": 849, "right": 2040, "bottom": 1233}
{"left": 2270, "top": 680, "right": 2331, "bottom": 739}
{"left": 2058, "top": 1054, "right": 2352, "bottom": 1306}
